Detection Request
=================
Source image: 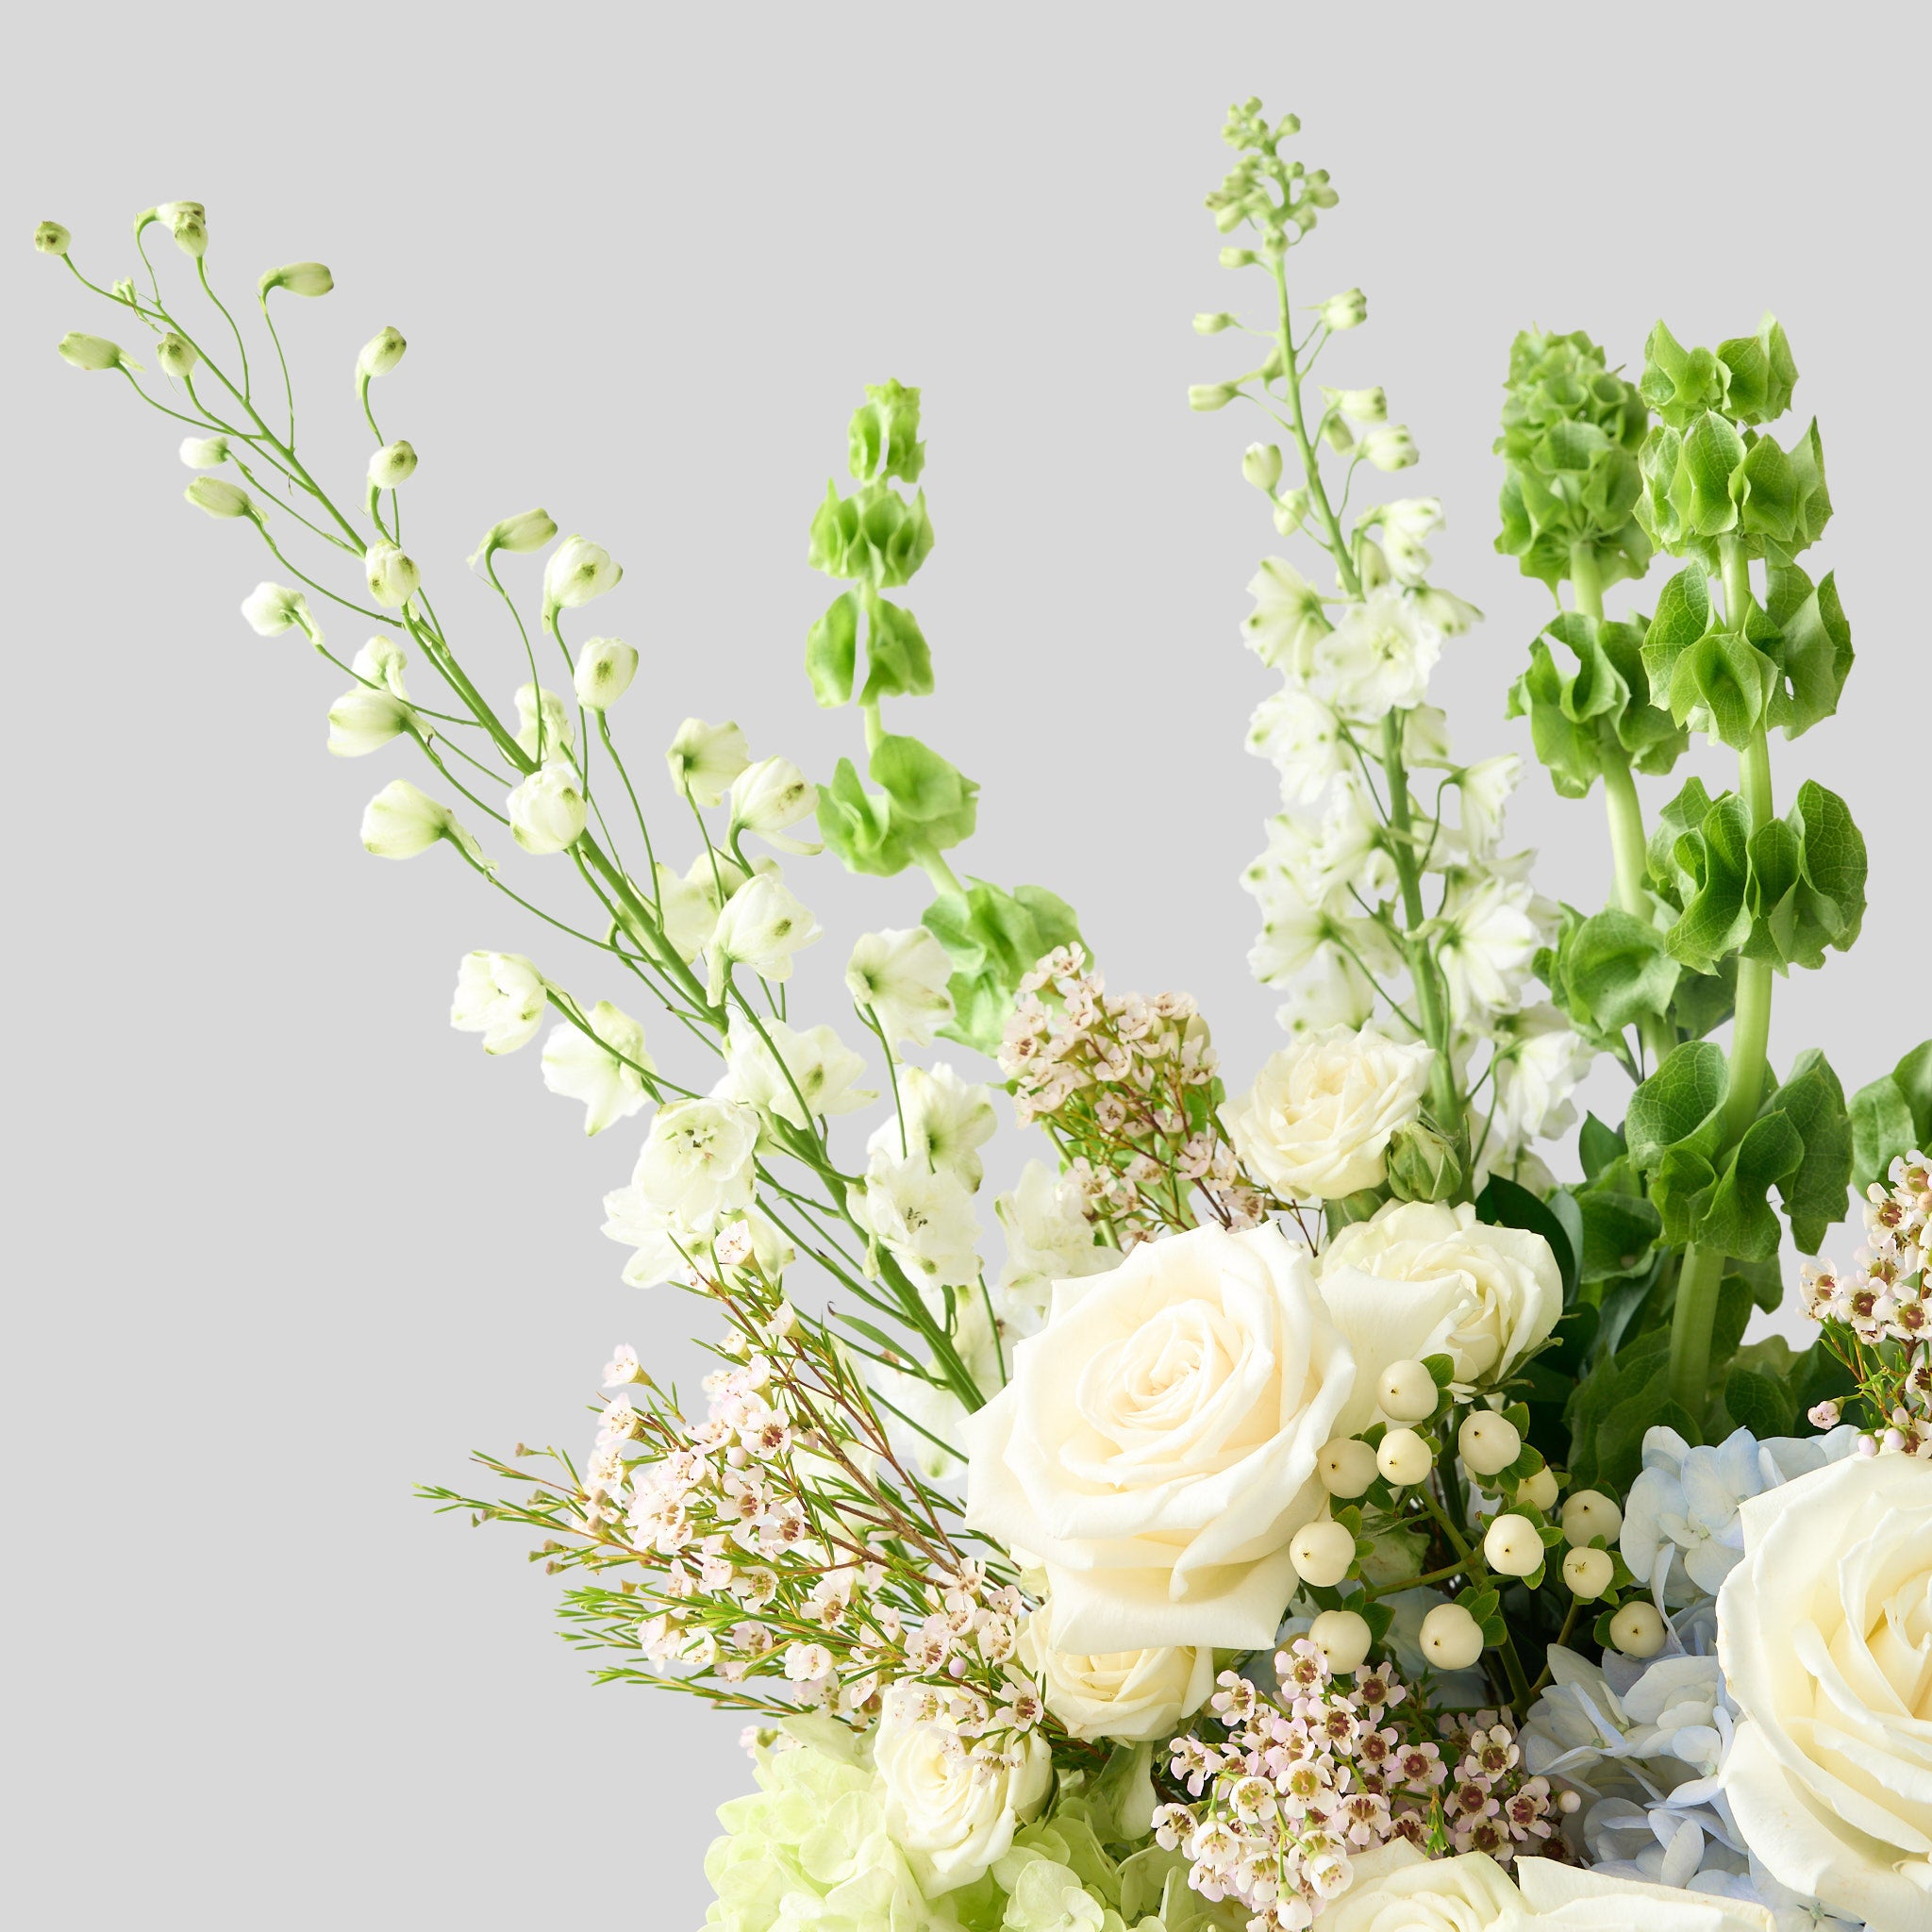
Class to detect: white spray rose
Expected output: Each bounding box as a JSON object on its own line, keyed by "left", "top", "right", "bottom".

{"left": 666, "top": 716, "right": 751, "bottom": 807}
{"left": 963, "top": 1222, "right": 1462, "bottom": 1652}
{"left": 449, "top": 951, "right": 546, "bottom": 1054}
{"left": 1226, "top": 1024, "right": 1435, "bottom": 1201}
{"left": 872, "top": 1690, "right": 1051, "bottom": 1895}
{"left": 845, "top": 926, "right": 957, "bottom": 1047}
{"left": 1241, "top": 557, "right": 1332, "bottom": 674}
{"left": 1015, "top": 1613, "right": 1212, "bottom": 1744}
{"left": 867, "top": 1063, "right": 995, "bottom": 1190}
{"left": 1718, "top": 1450, "right": 1932, "bottom": 1926}
{"left": 708, "top": 873, "right": 822, "bottom": 998}
{"left": 541, "top": 534, "right": 622, "bottom": 614}
{"left": 541, "top": 1001, "right": 652, "bottom": 1136}
{"left": 715, "top": 1014, "right": 873, "bottom": 1127}
{"left": 728, "top": 757, "right": 820, "bottom": 854}
{"left": 572, "top": 636, "right": 637, "bottom": 710}
{"left": 240, "top": 581, "right": 317, "bottom": 641}
{"left": 1318, "top": 1199, "right": 1562, "bottom": 1386}
{"left": 507, "top": 760, "right": 588, "bottom": 855}
{"left": 1315, "top": 587, "right": 1442, "bottom": 720}
{"left": 850, "top": 1150, "right": 981, "bottom": 1292}
{"left": 1322, "top": 1840, "right": 1775, "bottom": 1930}
{"left": 993, "top": 1159, "right": 1120, "bottom": 1334}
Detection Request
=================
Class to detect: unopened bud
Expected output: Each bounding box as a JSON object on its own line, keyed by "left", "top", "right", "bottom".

{"left": 1360, "top": 424, "right": 1419, "bottom": 473}
{"left": 259, "top": 260, "right": 333, "bottom": 299}
{"left": 33, "top": 220, "right": 70, "bottom": 257}
{"left": 170, "top": 210, "right": 208, "bottom": 258}
{"left": 241, "top": 582, "right": 318, "bottom": 640}
{"left": 1188, "top": 382, "right": 1240, "bottom": 412}
{"left": 574, "top": 636, "right": 639, "bottom": 711}
{"left": 1317, "top": 288, "right": 1368, "bottom": 330}
{"left": 1241, "top": 442, "right": 1284, "bottom": 491}
{"left": 156, "top": 331, "right": 199, "bottom": 379}
{"left": 507, "top": 761, "right": 589, "bottom": 856}
{"left": 1386, "top": 1118, "right": 1463, "bottom": 1204}
{"left": 361, "top": 778, "right": 479, "bottom": 863}
{"left": 58, "top": 331, "right": 139, "bottom": 374}
{"left": 185, "top": 476, "right": 253, "bottom": 520}
{"left": 1329, "top": 385, "right": 1387, "bottom": 424}
{"left": 1321, "top": 413, "right": 1354, "bottom": 454}
{"left": 667, "top": 717, "right": 751, "bottom": 808}
{"left": 364, "top": 541, "right": 420, "bottom": 608}
{"left": 1218, "top": 246, "right": 1257, "bottom": 269}
{"left": 357, "top": 325, "right": 408, "bottom": 379}
{"left": 367, "top": 441, "right": 418, "bottom": 488}
{"left": 1192, "top": 311, "right": 1237, "bottom": 334}
{"left": 1272, "top": 488, "right": 1310, "bottom": 535}
{"left": 730, "top": 757, "right": 820, "bottom": 854}
{"left": 179, "top": 435, "right": 228, "bottom": 469}
{"left": 469, "top": 508, "right": 558, "bottom": 568}
{"left": 514, "top": 684, "right": 574, "bottom": 762}
{"left": 327, "top": 684, "right": 414, "bottom": 758}
{"left": 543, "top": 534, "right": 623, "bottom": 617}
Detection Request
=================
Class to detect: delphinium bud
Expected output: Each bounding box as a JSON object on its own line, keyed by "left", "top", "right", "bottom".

{"left": 156, "top": 332, "right": 199, "bottom": 379}
{"left": 666, "top": 717, "right": 750, "bottom": 807}
{"left": 361, "top": 779, "right": 484, "bottom": 865}
{"left": 166, "top": 205, "right": 208, "bottom": 258}
{"left": 258, "top": 261, "right": 334, "bottom": 299}
{"left": 185, "top": 476, "right": 253, "bottom": 520}
{"left": 507, "top": 762, "right": 589, "bottom": 856}
{"left": 1188, "top": 382, "right": 1240, "bottom": 412}
{"left": 1331, "top": 385, "right": 1387, "bottom": 424}
{"left": 58, "top": 332, "right": 141, "bottom": 374}
{"left": 1317, "top": 288, "right": 1367, "bottom": 330}
{"left": 367, "top": 441, "right": 418, "bottom": 488}
{"left": 178, "top": 435, "right": 229, "bottom": 468}
{"left": 364, "top": 541, "right": 420, "bottom": 608}
{"left": 358, "top": 325, "right": 408, "bottom": 379}
{"left": 1288, "top": 1518, "right": 1356, "bottom": 1589}
{"left": 468, "top": 508, "right": 557, "bottom": 569}
{"left": 1241, "top": 442, "right": 1283, "bottom": 491}
{"left": 1192, "top": 311, "right": 1237, "bottom": 334}
{"left": 1360, "top": 425, "right": 1419, "bottom": 472}
{"left": 1272, "top": 489, "right": 1310, "bottom": 535}
{"left": 574, "top": 636, "right": 639, "bottom": 710}
{"left": 542, "top": 535, "right": 623, "bottom": 619}
{"left": 241, "top": 582, "right": 319, "bottom": 641}
{"left": 33, "top": 221, "right": 71, "bottom": 256}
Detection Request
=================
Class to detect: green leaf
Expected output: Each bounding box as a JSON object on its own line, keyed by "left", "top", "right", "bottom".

{"left": 1733, "top": 432, "right": 1798, "bottom": 543}
{"left": 1564, "top": 909, "right": 1681, "bottom": 1033}
{"left": 1574, "top": 1166, "right": 1661, "bottom": 1283}
{"left": 1675, "top": 411, "right": 1745, "bottom": 538}
{"left": 1659, "top": 790, "right": 1752, "bottom": 971}
{"left": 1627, "top": 1041, "right": 1728, "bottom": 1167}
{"left": 807, "top": 479, "right": 935, "bottom": 588}
{"left": 1579, "top": 1113, "right": 1625, "bottom": 1182}
{"left": 1762, "top": 563, "right": 1853, "bottom": 737}
{"left": 1698, "top": 1109, "right": 1807, "bottom": 1262}
{"left": 846, "top": 378, "right": 926, "bottom": 486}
{"left": 1715, "top": 316, "right": 1797, "bottom": 425}
{"left": 1785, "top": 780, "right": 1867, "bottom": 964}
{"left": 1668, "top": 629, "right": 1777, "bottom": 749}
{"left": 1724, "top": 1364, "right": 1795, "bottom": 1440}
{"left": 816, "top": 756, "right": 911, "bottom": 876}
{"left": 1849, "top": 1043, "right": 1931, "bottom": 1193}
{"left": 1896, "top": 1041, "right": 1932, "bottom": 1143}
{"left": 1640, "top": 321, "right": 1727, "bottom": 429}
{"left": 1639, "top": 566, "right": 1712, "bottom": 713}
{"left": 923, "top": 881, "right": 1082, "bottom": 1058}
{"left": 858, "top": 598, "right": 934, "bottom": 704}
{"left": 869, "top": 733, "right": 977, "bottom": 846}
{"left": 805, "top": 591, "right": 859, "bottom": 708}
{"left": 1760, "top": 1049, "right": 1852, "bottom": 1254}
{"left": 1774, "top": 417, "right": 1833, "bottom": 560}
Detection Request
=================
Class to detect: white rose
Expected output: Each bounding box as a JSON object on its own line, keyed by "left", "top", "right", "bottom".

{"left": 1317, "top": 1199, "right": 1562, "bottom": 1385}
{"left": 1015, "top": 1612, "right": 1211, "bottom": 1744}
{"left": 872, "top": 1692, "right": 1050, "bottom": 1894}
{"left": 1717, "top": 1450, "right": 1932, "bottom": 1926}
{"left": 1226, "top": 1024, "right": 1435, "bottom": 1201}
{"left": 962, "top": 1223, "right": 1463, "bottom": 1652}
{"left": 1324, "top": 1840, "right": 1775, "bottom": 1930}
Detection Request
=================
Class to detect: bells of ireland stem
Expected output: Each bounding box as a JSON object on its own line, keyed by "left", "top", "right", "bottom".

{"left": 542, "top": 534, "right": 622, "bottom": 621}
{"left": 358, "top": 325, "right": 407, "bottom": 380}
{"left": 58, "top": 332, "right": 141, "bottom": 374}
{"left": 34, "top": 221, "right": 70, "bottom": 256}
{"left": 468, "top": 507, "right": 557, "bottom": 569}
{"left": 156, "top": 332, "right": 198, "bottom": 380}
{"left": 185, "top": 476, "right": 254, "bottom": 521}
{"left": 364, "top": 541, "right": 420, "bottom": 608}
{"left": 258, "top": 261, "right": 334, "bottom": 300}
{"left": 573, "top": 636, "right": 638, "bottom": 711}
{"left": 367, "top": 441, "right": 418, "bottom": 488}
{"left": 506, "top": 761, "right": 588, "bottom": 856}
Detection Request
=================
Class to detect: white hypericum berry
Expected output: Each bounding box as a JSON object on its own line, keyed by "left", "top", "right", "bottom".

{"left": 1559, "top": 1490, "right": 1623, "bottom": 1549}
{"left": 1308, "top": 1608, "right": 1372, "bottom": 1674}
{"left": 1419, "top": 1602, "right": 1483, "bottom": 1670}
{"left": 1482, "top": 1513, "right": 1541, "bottom": 1577}
{"left": 1458, "top": 1412, "right": 1523, "bottom": 1478}
{"left": 1561, "top": 1547, "right": 1613, "bottom": 1599}
{"left": 1516, "top": 1467, "right": 1559, "bottom": 1513}
{"left": 1609, "top": 1601, "right": 1668, "bottom": 1658}
{"left": 1378, "top": 1358, "right": 1439, "bottom": 1423}
{"left": 1289, "top": 1519, "right": 1357, "bottom": 1589}
{"left": 1317, "top": 1437, "right": 1379, "bottom": 1499}
{"left": 1376, "top": 1428, "right": 1434, "bottom": 1488}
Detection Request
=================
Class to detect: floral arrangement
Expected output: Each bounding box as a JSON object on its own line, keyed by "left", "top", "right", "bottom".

{"left": 37, "top": 97, "right": 1932, "bottom": 1932}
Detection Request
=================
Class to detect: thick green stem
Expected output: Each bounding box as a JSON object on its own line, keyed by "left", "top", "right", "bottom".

{"left": 1669, "top": 1241, "right": 1728, "bottom": 1418}
{"left": 1602, "top": 753, "right": 1675, "bottom": 1073}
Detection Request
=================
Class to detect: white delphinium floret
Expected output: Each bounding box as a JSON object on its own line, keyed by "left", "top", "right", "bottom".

{"left": 716, "top": 1014, "right": 874, "bottom": 1129}
{"left": 1246, "top": 685, "right": 1346, "bottom": 805}
{"left": 1372, "top": 495, "right": 1443, "bottom": 585}
{"left": 360, "top": 779, "right": 486, "bottom": 866}
{"left": 507, "top": 760, "right": 588, "bottom": 855}
{"left": 1456, "top": 755, "right": 1522, "bottom": 862}
{"left": 450, "top": 951, "right": 547, "bottom": 1053}
{"left": 513, "top": 682, "right": 573, "bottom": 762}
{"left": 573, "top": 636, "right": 638, "bottom": 711}
{"left": 708, "top": 872, "right": 822, "bottom": 999}
{"left": 467, "top": 507, "right": 556, "bottom": 567}
{"left": 357, "top": 325, "right": 407, "bottom": 379}
{"left": 178, "top": 434, "right": 228, "bottom": 468}
{"left": 666, "top": 716, "right": 751, "bottom": 807}
{"left": 869, "top": 1063, "right": 995, "bottom": 1190}
{"left": 363, "top": 540, "right": 420, "bottom": 608}
{"left": 367, "top": 440, "right": 417, "bottom": 488}
{"left": 845, "top": 927, "right": 956, "bottom": 1047}
{"left": 852, "top": 1149, "right": 982, "bottom": 1291}
{"left": 993, "top": 1160, "right": 1119, "bottom": 1335}
{"left": 327, "top": 682, "right": 414, "bottom": 758}
{"left": 186, "top": 476, "right": 253, "bottom": 520}
{"left": 1485, "top": 1003, "right": 1594, "bottom": 1160}
{"left": 1241, "top": 557, "right": 1332, "bottom": 673}
{"left": 728, "top": 757, "right": 820, "bottom": 854}
{"left": 1315, "top": 586, "right": 1442, "bottom": 720}
{"left": 650, "top": 862, "right": 721, "bottom": 964}
{"left": 240, "top": 581, "right": 320, "bottom": 643}
{"left": 541, "top": 534, "right": 622, "bottom": 615}
{"left": 1430, "top": 868, "right": 1553, "bottom": 1024}
{"left": 624, "top": 1097, "right": 760, "bottom": 1229}
{"left": 541, "top": 1001, "right": 653, "bottom": 1136}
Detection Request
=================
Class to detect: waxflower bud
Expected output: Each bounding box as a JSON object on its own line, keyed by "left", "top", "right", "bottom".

{"left": 1192, "top": 311, "right": 1237, "bottom": 334}
{"left": 367, "top": 441, "right": 418, "bottom": 488}
{"left": 58, "top": 331, "right": 140, "bottom": 374}
{"left": 178, "top": 435, "right": 228, "bottom": 468}
{"left": 1188, "top": 382, "right": 1239, "bottom": 412}
{"left": 573, "top": 636, "right": 638, "bottom": 710}
{"left": 1317, "top": 1438, "right": 1378, "bottom": 1498}
{"left": 507, "top": 761, "right": 589, "bottom": 856}
{"left": 1376, "top": 1360, "right": 1439, "bottom": 1424}
{"left": 1318, "top": 288, "right": 1368, "bottom": 330}
{"left": 1562, "top": 1547, "right": 1614, "bottom": 1599}
{"left": 1288, "top": 1519, "right": 1356, "bottom": 1589}
{"left": 1308, "top": 1609, "right": 1372, "bottom": 1674}
{"left": 1419, "top": 1603, "right": 1483, "bottom": 1671}
{"left": 1609, "top": 1601, "right": 1667, "bottom": 1658}
{"left": 543, "top": 534, "right": 623, "bottom": 616}
{"left": 1483, "top": 1512, "right": 1542, "bottom": 1577}
{"left": 358, "top": 325, "right": 407, "bottom": 378}
{"left": 34, "top": 221, "right": 71, "bottom": 256}
{"left": 258, "top": 261, "right": 333, "bottom": 299}
{"left": 364, "top": 541, "right": 420, "bottom": 608}
{"left": 1241, "top": 442, "right": 1284, "bottom": 491}
{"left": 185, "top": 476, "right": 253, "bottom": 520}
{"left": 241, "top": 582, "right": 318, "bottom": 641}
{"left": 469, "top": 507, "right": 557, "bottom": 567}
{"left": 1458, "top": 1411, "right": 1522, "bottom": 1477}
{"left": 1360, "top": 425, "right": 1420, "bottom": 472}
{"left": 1376, "top": 1428, "right": 1433, "bottom": 1488}
{"left": 156, "top": 332, "right": 198, "bottom": 379}
{"left": 1560, "top": 1489, "right": 1623, "bottom": 1548}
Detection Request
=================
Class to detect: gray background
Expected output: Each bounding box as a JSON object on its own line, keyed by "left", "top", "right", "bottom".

{"left": 7, "top": 6, "right": 1924, "bottom": 1925}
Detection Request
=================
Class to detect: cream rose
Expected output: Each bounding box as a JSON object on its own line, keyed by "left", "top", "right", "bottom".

{"left": 1318, "top": 1199, "right": 1562, "bottom": 1384}
{"left": 1226, "top": 1024, "right": 1434, "bottom": 1200}
{"left": 1015, "top": 1610, "right": 1213, "bottom": 1744}
{"left": 962, "top": 1223, "right": 1462, "bottom": 1651}
{"left": 1323, "top": 1840, "right": 1774, "bottom": 1929}
{"left": 872, "top": 1690, "right": 1050, "bottom": 1895}
{"left": 1716, "top": 1450, "right": 1932, "bottom": 1925}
